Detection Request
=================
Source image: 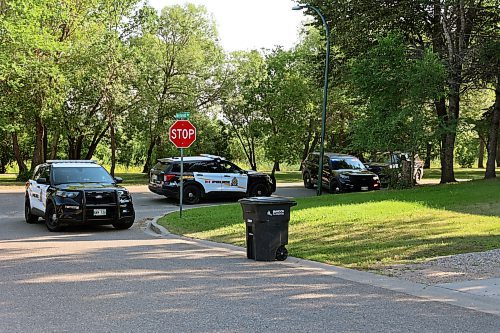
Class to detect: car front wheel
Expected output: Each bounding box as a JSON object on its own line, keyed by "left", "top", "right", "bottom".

{"left": 303, "top": 172, "right": 314, "bottom": 189}
{"left": 25, "top": 197, "right": 38, "bottom": 224}
{"left": 45, "top": 203, "right": 63, "bottom": 232}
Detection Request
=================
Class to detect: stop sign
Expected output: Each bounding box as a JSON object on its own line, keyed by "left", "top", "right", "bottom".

{"left": 169, "top": 120, "right": 197, "bottom": 148}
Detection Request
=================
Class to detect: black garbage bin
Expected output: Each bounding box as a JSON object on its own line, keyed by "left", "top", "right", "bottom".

{"left": 239, "top": 196, "right": 297, "bottom": 261}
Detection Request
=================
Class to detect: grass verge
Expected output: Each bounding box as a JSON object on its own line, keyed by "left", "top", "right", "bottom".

{"left": 158, "top": 179, "right": 500, "bottom": 269}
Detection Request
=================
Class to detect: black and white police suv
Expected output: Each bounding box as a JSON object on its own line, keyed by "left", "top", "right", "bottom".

{"left": 148, "top": 154, "right": 276, "bottom": 204}
{"left": 25, "top": 160, "right": 135, "bottom": 232}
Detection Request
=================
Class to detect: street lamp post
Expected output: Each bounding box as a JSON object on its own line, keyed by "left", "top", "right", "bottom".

{"left": 292, "top": 4, "right": 330, "bottom": 196}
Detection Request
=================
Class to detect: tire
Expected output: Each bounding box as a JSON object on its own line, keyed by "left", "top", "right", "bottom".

{"left": 45, "top": 203, "right": 64, "bottom": 232}
{"left": 249, "top": 183, "right": 270, "bottom": 197}
{"left": 329, "top": 180, "right": 342, "bottom": 194}
{"left": 113, "top": 221, "right": 134, "bottom": 230}
{"left": 303, "top": 172, "right": 314, "bottom": 189}
{"left": 275, "top": 246, "right": 288, "bottom": 261}
{"left": 183, "top": 185, "right": 202, "bottom": 205}
{"left": 24, "top": 197, "right": 38, "bottom": 224}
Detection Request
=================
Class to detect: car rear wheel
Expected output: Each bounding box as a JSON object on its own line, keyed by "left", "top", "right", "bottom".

{"left": 183, "top": 185, "right": 202, "bottom": 205}
{"left": 303, "top": 172, "right": 314, "bottom": 189}
{"left": 24, "top": 197, "right": 38, "bottom": 224}
{"left": 45, "top": 203, "right": 63, "bottom": 232}
{"left": 249, "top": 183, "right": 270, "bottom": 197}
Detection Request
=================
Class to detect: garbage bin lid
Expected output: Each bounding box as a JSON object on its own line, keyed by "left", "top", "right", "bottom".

{"left": 239, "top": 196, "right": 297, "bottom": 206}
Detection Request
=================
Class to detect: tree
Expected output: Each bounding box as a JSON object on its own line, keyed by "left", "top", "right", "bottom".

{"left": 304, "top": 0, "right": 499, "bottom": 183}
{"left": 349, "top": 33, "right": 445, "bottom": 183}
{"left": 129, "top": 4, "right": 224, "bottom": 173}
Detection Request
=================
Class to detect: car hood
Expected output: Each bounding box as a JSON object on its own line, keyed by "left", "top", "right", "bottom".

{"left": 245, "top": 170, "right": 269, "bottom": 177}
{"left": 55, "top": 183, "right": 124, "bottom": 191}
{"left": 364, "top": 162, "right": 389, "bottom": 168}
{"left": 338, "top": 170, "right": 377, "bottom": 176}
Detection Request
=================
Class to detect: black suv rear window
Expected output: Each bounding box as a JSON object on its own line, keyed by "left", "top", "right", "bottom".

{"left": 152, "top": 162, "right": 172, "bottom": 172}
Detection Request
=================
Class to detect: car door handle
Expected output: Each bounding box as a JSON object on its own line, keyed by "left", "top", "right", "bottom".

{"left": 198, "top": 174, "right": 204, "bottom": 176}
{"left": 223, "top": 175, "right": 231, "bottom": 178}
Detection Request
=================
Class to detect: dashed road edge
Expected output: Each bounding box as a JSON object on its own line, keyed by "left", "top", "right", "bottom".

{"left": 147, "top": 210, "right": 500, "bottom": 317}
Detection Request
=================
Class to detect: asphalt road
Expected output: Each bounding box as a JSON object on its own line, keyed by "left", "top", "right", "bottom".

{"left": 0, "top": 186, "right": 499, "bottom": 332}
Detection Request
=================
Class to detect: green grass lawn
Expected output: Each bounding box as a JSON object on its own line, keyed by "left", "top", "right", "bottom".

{"left": 0, "top": 174, "right": 24, "bottom": 186}
{"left": 159, "top": 179, "right": 500, "bottom": 269}
{"left": 424, "top": 167, "right": 499, "bottom": 180}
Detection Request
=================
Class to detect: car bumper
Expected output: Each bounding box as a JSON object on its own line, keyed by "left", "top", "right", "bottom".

{"left": 148, "top": 184, "right": 180, "bottom": 197}
{"left": 54, "top": 204, "right": 135, "bottom": 226}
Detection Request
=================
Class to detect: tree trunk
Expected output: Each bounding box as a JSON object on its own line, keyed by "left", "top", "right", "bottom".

{"left": 31, "top": 116, "right": 45, "bottom": 170}
{"left": 424, "top": 142, "right": 432, "bottom": 169}
{"left": 49, "top": 129, "right": 60, "bottom": 160}
{"left": 142, "top": 137, "right": 157, "bottom": 173}
{"left": 485, "top": 80, "right": 500, "bottom": 178}
{"left": 42, "top": 125, "right": 48, "bottom": 162}
{"left": 12, "top": 132, "right": 27, "bottom": 175}
{"left": 436, "top": 92, "right": 458, "bottom": 184}
{"left": 110, "top": 123, "right": 116, "bottom": 177}
{"left": 478, "top": 139, "right": 485, "bottom": 169}
{"left": 85, "top": 125, "right": 109, "bottom": 160}
{"left": 75, "top": 136, "right": 84, "bottom": 160}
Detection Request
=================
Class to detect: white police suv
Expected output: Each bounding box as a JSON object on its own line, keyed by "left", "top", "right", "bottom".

{"left": 25, "top": 160, "right": 135, "bottom": 231}
{"left": 148, "top": 154, "right": 276, "bottom": 204}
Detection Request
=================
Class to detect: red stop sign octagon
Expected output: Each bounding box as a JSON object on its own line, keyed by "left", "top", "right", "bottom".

{"left": 169, "top": 120, "right": 197, "bottom": 148}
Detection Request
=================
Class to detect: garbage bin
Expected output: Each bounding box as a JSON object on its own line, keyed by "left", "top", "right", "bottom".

{"left": 239, "top": 196, "right": 297, "bottom": 261}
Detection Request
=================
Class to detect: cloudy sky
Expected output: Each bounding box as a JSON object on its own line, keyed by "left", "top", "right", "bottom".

{"left": 148, "top": 0, "right": 307, "bottom": 52}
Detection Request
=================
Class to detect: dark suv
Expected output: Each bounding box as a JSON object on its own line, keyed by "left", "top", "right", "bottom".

{"left": 25, "top": 160, "right": 135, "bottom": 232}
{"left": 365, "top": 152, "right": 424, "bottom": 186}
{"left": 302, "top": 153, "right": 381, "bottom": 193}
{"left": 148, "top": 154, "right": 275, "bottom": 204}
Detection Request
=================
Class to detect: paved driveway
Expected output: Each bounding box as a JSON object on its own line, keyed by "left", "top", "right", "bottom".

{"left": 0, "top": 187, "right": 498, "bottom": 332}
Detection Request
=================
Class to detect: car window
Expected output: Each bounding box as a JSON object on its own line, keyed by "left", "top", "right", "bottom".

{"left": 171, "top": 163, "right": 192, "bottom": 172}
{"left": 33, "top": 166, "right": 42, "bottom": 180}
{"left": 41, "top": 166, "right": 50, "bottom": 180}
{"left": 331, "top": 158, "right": 366, "bottom": 170}
{"left": 188, "top": 162, "right": 218, "bottom": 173}
{"left": 152, "top": 162, "right": 172, "bottom": 172}
{"left": 218, "top": 161, "right": 242, "bottom": 173}
{"left": 52, "top": 166, "right": 115, "bottom": 185}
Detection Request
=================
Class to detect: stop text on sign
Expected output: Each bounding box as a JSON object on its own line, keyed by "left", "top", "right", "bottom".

{"left": 171, "top": 128, "right": 195, "bottom": 140}
{"left": 169, "top": 120, "right": 197, "bottom": 148}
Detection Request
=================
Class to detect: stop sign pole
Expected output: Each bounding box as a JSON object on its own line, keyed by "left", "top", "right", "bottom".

{"left": 169, "top": 118, "right": 196, "bottom": 218}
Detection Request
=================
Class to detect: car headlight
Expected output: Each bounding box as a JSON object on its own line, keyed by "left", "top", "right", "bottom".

{"left": 117, "top": 190, "right": 131, "bottom": 203}
{"left": 339, "top": 174, "right": 350, "bottom": 180}
{"left": 55, "top": 190, "right": 80, "bottom": 198}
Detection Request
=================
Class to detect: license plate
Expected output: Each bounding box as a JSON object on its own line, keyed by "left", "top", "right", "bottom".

{"left": 361, "top": 186, "right": 369, "bottom": 191}
{"left": 94, "top": 209, "right": 106, "bottom": 216}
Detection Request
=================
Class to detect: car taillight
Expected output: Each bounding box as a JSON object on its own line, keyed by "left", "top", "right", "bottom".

{"left": 164, "top": 174, "right": 176, "bottom": 182}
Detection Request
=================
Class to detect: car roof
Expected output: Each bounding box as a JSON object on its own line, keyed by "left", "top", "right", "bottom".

{"left": 45, "top": 160, "right": 102, "bottom": 168}
{"left": 158, "top": 155, "right": 226, "bottom": 163}
{"left": 311, "top": 152, "right": 358, "bottom": 159}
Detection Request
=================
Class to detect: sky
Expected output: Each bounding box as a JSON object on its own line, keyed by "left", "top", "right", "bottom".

{"left": 147, "top": 0, "right": 307, "bottom": 52}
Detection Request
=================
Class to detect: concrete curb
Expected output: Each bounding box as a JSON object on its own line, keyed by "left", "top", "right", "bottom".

{"left": 148, "top": 212, "right": 499, "bottom": 317}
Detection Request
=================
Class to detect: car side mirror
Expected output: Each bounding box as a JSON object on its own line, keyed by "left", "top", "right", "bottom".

{"left": 36, "top": 178, "right": 47, "bottom": 184}
{"left": 114, "top": 177, "right": 123, "bottom": 184}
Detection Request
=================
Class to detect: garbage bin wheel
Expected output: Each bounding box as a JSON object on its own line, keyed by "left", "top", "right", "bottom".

{"left": 183, "top": 185, "right": 202, "bottom": 204}
{"left": 275, "top": 245, "right": 288, "bottom": 261}
{"left": 249, "top": 183, "right": 270, "bottom": 197}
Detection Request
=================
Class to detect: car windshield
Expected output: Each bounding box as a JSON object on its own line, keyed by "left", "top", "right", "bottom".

{"left": 331, "top": 158, "right": 366, "bottom": 170}
{"left": 53, "top": 167, "right": 115, "bottom": 185}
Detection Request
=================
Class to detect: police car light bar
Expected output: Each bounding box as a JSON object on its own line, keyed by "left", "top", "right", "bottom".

{"left": 46, "top": 160, "right": 97, "bottom": 164}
